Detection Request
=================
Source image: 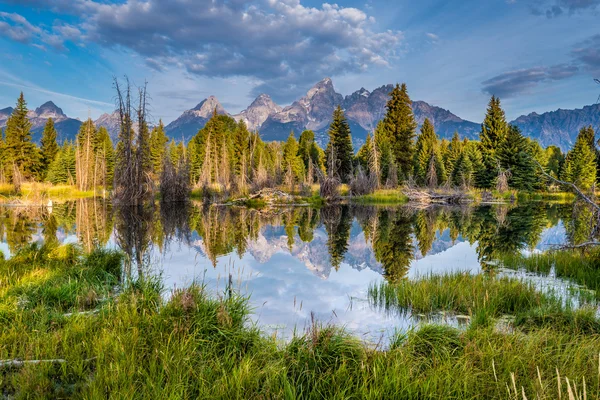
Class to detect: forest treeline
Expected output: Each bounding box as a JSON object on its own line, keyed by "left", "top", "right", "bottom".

{"left": 1, "top": 85, "right": 598, "bottom": 198}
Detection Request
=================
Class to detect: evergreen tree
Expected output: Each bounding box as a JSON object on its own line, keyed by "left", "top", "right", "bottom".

{"left": 451, "top": 150, "right": 474, "bottom": 187}
{"left": 47, "top": 141, "right": 76, "bottom": 184}
{"left": 561, "top": 126, "right": 597, "bottom": 190}
{"left": 232, "top": 120, "right": 250, "bottom": 176}
{"left": 325, "top": 106, "right": 353, "bottom": 182}
{"left": 4, "top": 92, "right": 39, "bottom": 181}
{"left": 477, "top": 96, "right": 508, "bottom": 188}
{"left": 149, "top": 120, "right": 169, "bottom": 177}
{"left": 413, "top": 118, "right": 445, "bottom": 186}
{"left": 282, "top": 132, "right": 305, "bottom": 183}
{"left": 95, "top": 126, "right": 115, "bottom": 188}
{"left": 40, "top": 117, "right": 59, "bottom": 179}
{"left": 444, "top": 131, "right": 462, "bottom": 177}
{"left": 380, "top": 83, "right": 417, "bottom": 181}
{"left": 497, "top": 125, "right": 536, "bottom": 191}
{"left": 298, "top": 130, "right": 324, "bottom": 179}
{"left": 356, "top": 132, "right": 373, "bottom": 171}
{"left": 545, "top": 146, "right": 564, "bottom": 179}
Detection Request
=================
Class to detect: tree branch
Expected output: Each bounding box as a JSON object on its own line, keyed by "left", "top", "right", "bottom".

{"left": 534, "top": 161, "right": 599, "bottom": 212}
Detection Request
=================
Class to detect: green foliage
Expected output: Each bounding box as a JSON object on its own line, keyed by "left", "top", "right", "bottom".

{"left": 413, "top": 118, "right": 446, "bottom": 186}
{"left": 477, "top": 96, "right": 508, "bottom": 188}
{"left": 282, "top": 132, "right": 305, "bottom": 183}
{"left": 325, "top": 106, "right": 354, "bottom": 182}
{"left": 545, "top": 145, "right": 564, "bottom": 178}
{"left": 561, "top": 126, "right": 597, "bottom": 190}
{"left": 46, "top": 141, "right": 76, "bottom": 185}
{"left": 40, "top": 118, "right": 59, "bottom": 179}
{"left": 149, "top": 120, "right": 169, "bottom": 177}
{"left": 3, "top": 92, "right": 40, "bottom": 181}
{"left": 380, "top": 83, "right": 417, "bottom": 181}
{"left": 497, "top": 125, "right": 536, "bottom": 191}
{"left": 298, "top": 130, "right": 324, "bottom": 181}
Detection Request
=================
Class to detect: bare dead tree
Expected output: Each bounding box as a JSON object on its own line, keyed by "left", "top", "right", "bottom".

{"left": 113, "top": 77, "right": 154, "bottom": 205}
{"left": 160, "top": 146, "right": 191, "bottom": 203}
{"left": 496, "top": 164, "right": 511, "bottom": 193}
{"left": 426, "top": 155, "right": 438, "bottom": 188}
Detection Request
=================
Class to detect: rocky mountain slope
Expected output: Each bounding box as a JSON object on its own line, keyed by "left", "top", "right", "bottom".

{"left": 164, "top": 96, "right": 227, "bottom": 142}
{"left": 2, "top": 79, "right": 598, "bottom": 151}
{"left": 0, "top": 101, "right": 82, "bottom": 143}
{"left": 510, "top": 103, "right": 600, "bottom": 151}
{"left": 233, "top": 93, "right": 281, "bottom": 131}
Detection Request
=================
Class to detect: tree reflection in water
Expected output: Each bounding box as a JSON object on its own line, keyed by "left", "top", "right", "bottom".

{"left": 0, "top": 199, "right": 592, "bottom": 282}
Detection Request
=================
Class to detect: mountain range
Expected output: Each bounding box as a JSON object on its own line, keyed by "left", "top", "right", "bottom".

{"left": 1, "top": 78, "right": 599, "bottom": 151}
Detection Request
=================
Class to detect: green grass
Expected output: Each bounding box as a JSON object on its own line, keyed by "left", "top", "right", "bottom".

{"left": 369, "top": 272, "right": 563, "bottom": 317}
{"left": 500, "top": 250, "right": 600, "bottom": 299}
{"left": 351, "top": 189, "right": 409, "bottom": 204}
{"left": 3, "top": 245, "right": 600, "bottom": 398}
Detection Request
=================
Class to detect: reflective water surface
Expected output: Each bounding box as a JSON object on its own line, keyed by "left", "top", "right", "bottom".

{"left": 0, "top": 200, "right": 591, "bottom": 342}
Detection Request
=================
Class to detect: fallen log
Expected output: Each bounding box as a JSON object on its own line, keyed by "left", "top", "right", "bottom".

{"left": 403, "top": 189, "right": 469, "bottom": 204}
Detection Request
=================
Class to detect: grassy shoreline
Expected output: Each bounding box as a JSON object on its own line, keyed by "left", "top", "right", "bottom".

{"left": 1, "top": 243, "right": 600, "bottom": 398}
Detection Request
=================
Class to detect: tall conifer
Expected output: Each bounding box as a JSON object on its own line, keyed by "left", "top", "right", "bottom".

{"left": 4, "top": 92, "right": 39, "bottom": 181}
{"left": 40, "top": 118, "right": 59, "bottom": 179}
{"left": 381, "top": 83, "right": 417, "bottom": 181}
{"left": 325, "top": 106, "right": 353, "bottom": 182}
{"left": 477, "top": 96, "right": 508, "bottom": 188}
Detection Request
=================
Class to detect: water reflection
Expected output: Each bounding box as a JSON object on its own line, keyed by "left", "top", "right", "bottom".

{"left": 0, "top": 199, "right": 593, "bottom": 339}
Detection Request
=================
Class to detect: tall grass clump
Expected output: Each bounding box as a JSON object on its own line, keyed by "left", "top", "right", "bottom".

{"left": 369, "top": 272, "right": 559, "bottom": 317}
{"left": 501, "top": 250, "right": 600, "bottom": 299}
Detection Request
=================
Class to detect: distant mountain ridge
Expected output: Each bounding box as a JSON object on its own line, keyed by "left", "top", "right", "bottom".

{"left": 0, "top": 101, "right": 82, "bottom": 143}
{"left": 510, "top": 103, "right": 600, "bottom": 151}
{"left": 2, "top": 79, "right": 598, "bottom": 151}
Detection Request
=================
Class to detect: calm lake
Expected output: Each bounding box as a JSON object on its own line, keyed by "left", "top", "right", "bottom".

{"left": 0, "top": 200, "right": 592, "bottom": 342}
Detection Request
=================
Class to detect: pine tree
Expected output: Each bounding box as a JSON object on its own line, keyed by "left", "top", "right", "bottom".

{"left": 356, "top": 132, "right": 373, "bottom": 171}
{"left": 413, "top": 118, "right": 445, "bottom": 186}
{"left": 451, "top": 150, "right": 474, "bottom": 187}
{"left": 477, "top": 96, "right": 508, "bottom": 188}
{"left": 561, "top": 126, "right": 597, "bottom": 190}
{"left": 95, "top": 126, "right": 115, "bottom": 188}
{"left": 232, "top": 120, "right": 250, "bottom": 177}
{"left": 325, "top": 106, "right": 353, "bottom": 182}
{"left": 47, "top": 141, "right": 76, "bottom": 184}
{"left": 4, "top": 92, "right": 40, "bottom": 182}
{"left": 380, "top": 83, "right": 417, "bottom": 181}
{"left": 445, "top": 131, "right": 462, "bottom": 177}
{"left": 282, "top": 131, "right": 305, "bottom": 184}
{"left": 149, "top": 120, "right": 169, "bottom": 177}
{"left": 497, "top": 125, "right": 536, "bottom": 191}
{"left": 545, "top": 146, "right": 564, "bottom": 179}
{"left": 40, "top": 118, "right": 58, "bottom": 179}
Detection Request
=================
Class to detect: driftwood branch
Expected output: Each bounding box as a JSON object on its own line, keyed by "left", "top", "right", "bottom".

{"left": 0, "top": 359, "right": 66, "bottom": 368}
{"left": 535, "top": 161, "right": 599, "bottom": 212}
{"left": 0, "top": 357, "right": 97, "bottom": 368}
{"left": 548, "top": 241, "right": 600, "bottom": 250}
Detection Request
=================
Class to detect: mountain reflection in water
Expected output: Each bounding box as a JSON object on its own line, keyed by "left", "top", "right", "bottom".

{"left": 0, "top": 200, "right": 588, "bottom": 341}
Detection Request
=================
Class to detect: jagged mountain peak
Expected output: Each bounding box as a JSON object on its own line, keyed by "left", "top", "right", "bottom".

{"left": 305, "top": 77, "right": 337, "bottom": 101}
{"left": 234, "top": 93, "right": 282, "bottom": 131}
{"left": 191, "top": 95, "right": 226, "bottom": 118}
{"left": 34, "top": 101, "right": 66, "bottom": 118}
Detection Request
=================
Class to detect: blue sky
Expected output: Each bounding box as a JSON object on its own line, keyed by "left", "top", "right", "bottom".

{"left": 0, "top": 0, "right": 598, "bottom": 124}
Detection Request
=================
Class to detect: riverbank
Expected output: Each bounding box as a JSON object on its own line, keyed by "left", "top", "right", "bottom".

{"left": 0, "top": 183, "right": 99, "bottom": 205}
{"left": 0, "top": 181, "right": 587, "bottom": 208}
{"left": 2, "top": 243, "right": 599, "bottom": 398}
